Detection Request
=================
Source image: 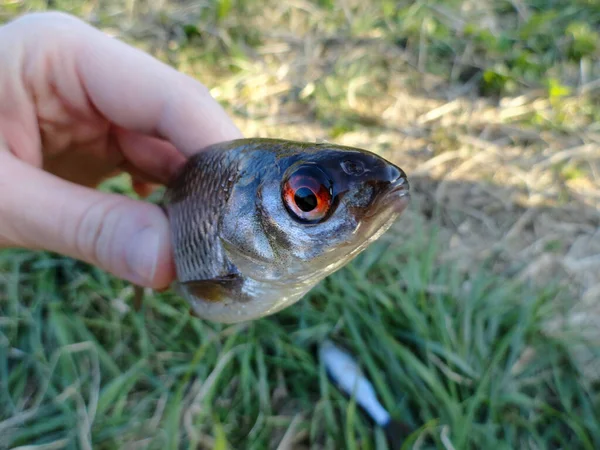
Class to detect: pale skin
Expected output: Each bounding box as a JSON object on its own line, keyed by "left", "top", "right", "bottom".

{"left": 0, "top": 12, "right": 243, "bottom": 289}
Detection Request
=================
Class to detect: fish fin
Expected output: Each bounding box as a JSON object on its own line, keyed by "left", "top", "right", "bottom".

{"left": 181, "top": 274, "right": 245, "bottom": 304}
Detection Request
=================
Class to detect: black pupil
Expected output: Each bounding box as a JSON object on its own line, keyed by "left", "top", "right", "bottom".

{"left": 294, "top": 187, "right": 318, "bottom": 212}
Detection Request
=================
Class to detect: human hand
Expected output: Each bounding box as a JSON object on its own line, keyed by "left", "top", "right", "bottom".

{"left": 0, "top": 12, "right": 242, "bottom": 289}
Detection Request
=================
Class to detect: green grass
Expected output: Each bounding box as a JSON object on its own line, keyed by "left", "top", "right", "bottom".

{"left": 1, "top": 214, "right": 599, "bottom": 449}
{"left": 1, "top": 0, "right": 600, "bottom": 448}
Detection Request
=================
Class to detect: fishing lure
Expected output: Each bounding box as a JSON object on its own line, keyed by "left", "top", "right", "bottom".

{"left": 320, "top": 340, "right": 411, "bottom": 447}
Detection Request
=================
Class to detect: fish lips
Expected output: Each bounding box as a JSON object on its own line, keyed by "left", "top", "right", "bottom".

{"left": 386, "top": 174, "right": 410, "bottom": 214}
{"left": 365, "top": 172, "right": 410, "bottom": 219}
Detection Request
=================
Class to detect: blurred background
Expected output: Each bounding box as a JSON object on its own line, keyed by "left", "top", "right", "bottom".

{"left": 1, "top": 0, "right": 599, "bottom": 448}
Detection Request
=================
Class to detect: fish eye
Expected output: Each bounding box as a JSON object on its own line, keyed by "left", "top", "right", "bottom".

{"left": 282, "top": 165, "right": 332, "bottom": 223}
{"left": 341, "top": 160, "right": 365, "bottom": 176}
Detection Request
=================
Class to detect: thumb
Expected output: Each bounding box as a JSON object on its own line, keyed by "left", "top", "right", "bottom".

{"left": 0, "top": 152, "right": 175, "bottom": 289}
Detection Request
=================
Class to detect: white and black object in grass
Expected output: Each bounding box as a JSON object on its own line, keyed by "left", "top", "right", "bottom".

{"left": 319, "top": 340, "right": 411, "bottom": 447}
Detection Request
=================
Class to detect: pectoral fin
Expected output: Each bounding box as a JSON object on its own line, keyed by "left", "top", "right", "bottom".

{"left": 180, "top": 274, "right": 246, "bottom": 304}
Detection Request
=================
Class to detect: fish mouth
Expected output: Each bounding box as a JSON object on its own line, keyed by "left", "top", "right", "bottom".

{"left": 362, "top": 173, "right": 410, "bottom": 219}
{"left": 369, "top": 167, "right": 410, "bottom": 216}
{"left": 386, "top": 174, "right": 410, "bottom": 213}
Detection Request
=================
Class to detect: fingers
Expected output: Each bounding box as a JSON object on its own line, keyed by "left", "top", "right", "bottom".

{"left": 115, "top": 129, "right": 187, "bottom": 184}
{"left": 8, "top": 12, "right": 243, "bottom": 156}
{"left": 0, "top": 12, "right": 242, "bottom": 288}
{"left": 0, "top": 152, "right": 175, "bottom": 289}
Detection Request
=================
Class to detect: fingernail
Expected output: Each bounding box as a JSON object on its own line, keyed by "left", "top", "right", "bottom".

{"left": 126, "top": 226, "right": 161, "bottom": 284}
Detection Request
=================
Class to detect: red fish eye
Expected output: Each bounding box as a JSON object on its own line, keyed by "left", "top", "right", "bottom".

{"left": 282, "top": 165, "right": 332, "bottom": 223}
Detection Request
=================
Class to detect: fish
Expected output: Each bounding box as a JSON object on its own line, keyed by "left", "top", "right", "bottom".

{"left": 156, "top": 138, "right": 409, "bottom": 323}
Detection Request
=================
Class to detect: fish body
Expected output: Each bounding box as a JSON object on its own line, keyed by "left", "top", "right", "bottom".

{"left": 163, "top": 138, "right": 409, "bottom": 323}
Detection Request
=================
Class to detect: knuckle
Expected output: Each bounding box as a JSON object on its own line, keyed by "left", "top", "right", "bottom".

{"left": 3, "top": 11, "right": 91, "bottom": 47}
{"left": 70, "top": 197, "right": 123, "bottom": 269}
{"left": 11, "top": 11, "right": 84, "bottom": 29}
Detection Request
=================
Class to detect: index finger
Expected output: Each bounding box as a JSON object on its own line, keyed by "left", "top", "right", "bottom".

{"left": 14, "top": 12, "right": 243, "bottom": 155}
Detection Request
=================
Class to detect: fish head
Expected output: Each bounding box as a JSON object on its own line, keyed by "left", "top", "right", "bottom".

{"left": 222, "top": 141, "right": 410, "bottom": 285}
